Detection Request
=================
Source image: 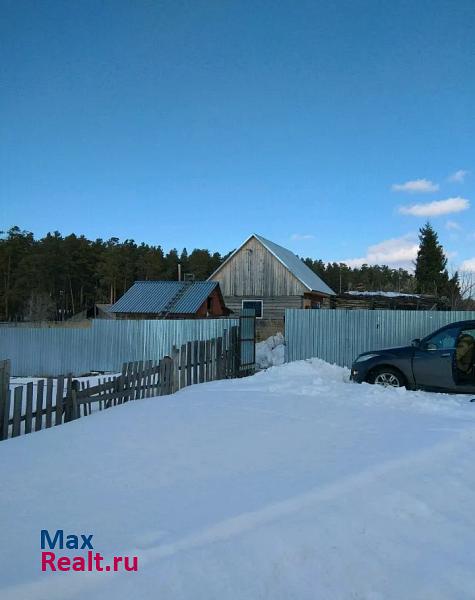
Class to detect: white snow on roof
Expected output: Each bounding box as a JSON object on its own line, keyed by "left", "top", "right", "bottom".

{"left": 347, "top": 291, "right": 421, "bottom": 298}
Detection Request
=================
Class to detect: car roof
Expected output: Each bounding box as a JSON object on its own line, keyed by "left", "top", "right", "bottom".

{"left": 428, "top": 320, "right": 475, "bottom": 334}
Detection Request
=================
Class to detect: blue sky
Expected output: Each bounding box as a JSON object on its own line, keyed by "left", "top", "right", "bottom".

{"left": 1, "top": 0, "right": 474, "bottom": 272}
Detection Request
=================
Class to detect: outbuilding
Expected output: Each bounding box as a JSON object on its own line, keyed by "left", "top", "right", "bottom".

{"left": 108, "top": 281, "right": 229, "bottom": 319}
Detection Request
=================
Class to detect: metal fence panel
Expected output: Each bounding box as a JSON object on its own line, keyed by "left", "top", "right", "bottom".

{"left": 0, "top": 318, "right": 239, "bottom": 376}
{"left": 285, "top": 309, "right": 475, "bottom": 367}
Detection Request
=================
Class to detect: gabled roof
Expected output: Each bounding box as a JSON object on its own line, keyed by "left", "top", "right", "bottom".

{"left": 209, "top": 234, "right": 335, "bottom": 296}
{"left": 109, "top": 281, "right": 219, "bottom": 314}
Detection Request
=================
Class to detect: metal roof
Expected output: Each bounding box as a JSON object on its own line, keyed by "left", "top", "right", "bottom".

{"left": 109, "top": 281, "right": 219, "bottom": 314}
{"left": 209, "top": 234, "right": 335, "bottom": 296}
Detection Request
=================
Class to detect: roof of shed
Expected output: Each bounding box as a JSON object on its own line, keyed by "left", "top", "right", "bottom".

{"left": 209, "top": 234, "right": 335, "bottom": 296}
{"left": 109, "top": 281, "right": 218, "bottom": 314}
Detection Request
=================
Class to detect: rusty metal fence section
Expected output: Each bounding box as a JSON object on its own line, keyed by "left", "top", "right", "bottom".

{"left": 285, "top": 309, "right": 475, "bottom": 367}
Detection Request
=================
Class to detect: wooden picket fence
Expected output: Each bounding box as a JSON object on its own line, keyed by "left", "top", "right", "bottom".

{"left": 0, "top": 326, "right": 243, "bottom": 442}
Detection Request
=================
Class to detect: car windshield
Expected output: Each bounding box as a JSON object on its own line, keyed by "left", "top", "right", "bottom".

{"left": 424, "top": 326, "right": 460, "bottom": 350}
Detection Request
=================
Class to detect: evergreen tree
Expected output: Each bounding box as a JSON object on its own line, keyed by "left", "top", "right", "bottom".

{"left": 414, "top": 222, "right": 450, "bottom": 296}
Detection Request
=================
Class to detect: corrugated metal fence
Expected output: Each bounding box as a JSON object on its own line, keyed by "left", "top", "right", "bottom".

{"left": 285, "top": 309, "right": 475, "bottom": 367}
{"left": 0, "top": 318, "right": 239, "bottom": 376}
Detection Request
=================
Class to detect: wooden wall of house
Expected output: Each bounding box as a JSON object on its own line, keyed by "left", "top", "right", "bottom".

{"left": 224, "top": 295, "right": 303, "bottom": 320}
{"left": 211, "top": 237, "right": 307, "bottom": 297}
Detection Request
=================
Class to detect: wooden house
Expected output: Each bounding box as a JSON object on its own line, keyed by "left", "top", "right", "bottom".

{"left": 108, "top": 281, "right": 229, "bottom": 319}
{"left": 208, "top": 234, "right": 335, "bottom": 333}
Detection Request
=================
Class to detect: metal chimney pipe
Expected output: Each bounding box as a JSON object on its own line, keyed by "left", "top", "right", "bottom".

{"left": 178, "top": 263, "right": 182, "bottom": 281}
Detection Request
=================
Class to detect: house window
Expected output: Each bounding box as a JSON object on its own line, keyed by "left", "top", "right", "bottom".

{"left": 242, "top": 300, "right": 263, "bottom": 318}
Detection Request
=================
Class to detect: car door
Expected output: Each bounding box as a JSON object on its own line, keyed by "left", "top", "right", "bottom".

{"left": 454, "top": 327, "right": 475, "bottom": 394}
{"left": 412, "top": 326, "right": 460, "bottom": 391}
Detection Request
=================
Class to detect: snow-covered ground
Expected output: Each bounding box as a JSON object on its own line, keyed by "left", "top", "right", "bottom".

{"left": 1, "top": 359, "right": 475, "bottom": 599}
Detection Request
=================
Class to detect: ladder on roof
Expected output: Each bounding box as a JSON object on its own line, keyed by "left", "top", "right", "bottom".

{"left": 160, "top": 282, "right": 192, "bottom": 319}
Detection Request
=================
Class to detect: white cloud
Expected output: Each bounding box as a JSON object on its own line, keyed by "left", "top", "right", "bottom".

{"left": 291, "top": 233, "right": 315, "bottom": 241}
{"left": 446, "top": 220, "right": 461, "bottom": 231}
{"left": 448, "top": 169, "right": 470, "bottom": 183}
{"left": 391, "top": 179, "right": 439, "bottom": 193}
{"left": 460, "top": 258, "right": 475, "bottom": 273}
{"left": 399, "top": 197, "right": 470, "bottom": 217}
{"left": 343, "top": 234, "right": 419, "bottom": 270}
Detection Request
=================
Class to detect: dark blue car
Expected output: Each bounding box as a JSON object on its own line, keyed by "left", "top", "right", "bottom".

{"left": 350, "top": 320, "right": 475, "bottom": 393}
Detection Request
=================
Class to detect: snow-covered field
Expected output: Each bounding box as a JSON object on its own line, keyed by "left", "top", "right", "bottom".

{"left": 1, "top": 359, "right": 475, "bottom": 599}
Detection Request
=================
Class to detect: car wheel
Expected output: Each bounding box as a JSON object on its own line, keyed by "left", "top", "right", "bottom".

{"left": 369, "top": 367, "right": 405, "bottom": 388}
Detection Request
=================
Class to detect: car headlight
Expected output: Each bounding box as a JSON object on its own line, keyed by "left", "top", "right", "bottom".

{"left": 354, "top": 353, "right": 379, "bottom": 363}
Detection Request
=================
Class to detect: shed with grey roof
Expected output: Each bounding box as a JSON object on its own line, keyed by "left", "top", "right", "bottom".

{"left": 208, "top": 234, "right": 335, "bottom": 332}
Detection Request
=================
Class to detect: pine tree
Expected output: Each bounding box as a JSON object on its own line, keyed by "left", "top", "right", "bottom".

{"left": 414, "top": 222, "right": 450, "bottom": 296}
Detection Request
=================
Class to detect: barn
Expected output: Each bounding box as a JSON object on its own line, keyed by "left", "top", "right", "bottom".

{"left": 208, "top": 234, "right": 335, "bottom": 336}
{"left": 108, "top": 281, "right": 229, "bottom": 319}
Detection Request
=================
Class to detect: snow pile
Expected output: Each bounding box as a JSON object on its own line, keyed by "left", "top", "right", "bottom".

{"left": 1, "top": 359, "right": 475, "bottom": 600}
{"left": 255, "top": 333, "right": 285, "bottom": 368}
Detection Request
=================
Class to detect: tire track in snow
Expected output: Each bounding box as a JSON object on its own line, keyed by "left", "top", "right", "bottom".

{"left": 4, "top": 428, "right": 475, "bottom": 600}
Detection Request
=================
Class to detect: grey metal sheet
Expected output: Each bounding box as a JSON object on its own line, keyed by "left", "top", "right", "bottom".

{"left": 109, "top": 281, "right": 218, "bottom": 314}
{"left": 254, "top": 234, "right": 335, "bottom": 295}
{"left": 285, "top": 309, "right": 475, "bottom": 367}
{"left": 0, "top": 318, "right": 239, "bottom": 376}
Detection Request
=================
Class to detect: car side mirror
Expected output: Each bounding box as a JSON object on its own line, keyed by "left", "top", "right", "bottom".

{"left": 411, "top": 338, "right": 421, "bottom": 347}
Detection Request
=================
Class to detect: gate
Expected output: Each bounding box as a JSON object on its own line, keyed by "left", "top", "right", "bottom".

{"left": 239, "top": 309, "right": 256, "bottom": 375}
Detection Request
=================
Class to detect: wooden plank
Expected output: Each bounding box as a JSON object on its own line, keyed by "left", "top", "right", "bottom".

{"left": 199, "top": 341, "right": 205, "bottom": 384}
{"left": 1, "top": 388, "right": 11, "bottom": 440}
{"left": 35, "top": 379, "right": 44, "bottom": 431}
{"left": 216, "top": 336, "right": 223, "bottom": 380}
{"left": 158, "top": 358, "right": 165, "bottom": 396}
{"left": 231, "top": 326, "right": 239, "bottom": 377}
{"left": 71, "top": 380, "right": 79, "bottom": 419}
{"left": 64, "top": 375, "right": 73, "bottom": 421}
{"left": 123, "top": 363, "right": 130, "bottom": 402}
{"left": 172, "top": 347, "right": 179, "bottom": 393}
{"left": 75, "top": 378, "right": 117, "bottom": 399}
{"left": 25, "top": 382, "right": 34, "bottom": 434}
{"left": 0, "top": 359, "right": 10, "bottom": 441}
{"left": 12, "top": 386, "right": 23, "bottom": 437}
{"left": 135, "top": 361, "right": 146, "bottom": 398}
{"left": 165, "top": 357, "right": 173, "bottom": 395}
{"left": 80, "top": 382, "right": 88, "bottom": 416}
{"left": 45, "top": 378, "right": 53, "bottom": 428}
{"left": 205, "top": 340, "right": 211, "bottom": 382}
{"left": 146, "top": 361, "right": 152, "bottom": 396}
{"left": 55, "top": 377, "right": 64, "bottom": 425}
{"left": 186, "top": 342, "right": 192, "bottom": 387}
{"left": 192, "top": 341, "right": 199, "bottom": 384}
{"left": 180, "top": 344, "right": 186, "bottom": 390}
{"left": 210, "top": 339, "right": 216, "bottom": 381}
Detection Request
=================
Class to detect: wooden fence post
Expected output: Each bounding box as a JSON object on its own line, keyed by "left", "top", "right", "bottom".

{"left": 25, "top": 382, "right": 33, "bottom": 434}
{"left": 216, "top": 336, "right": 223, "bottom": 380}
{"left": 199, "top": 341, "right": 205, "bottom": 384}
{"left": 172, "top": 346, "right": 180, "bottom": 393}
{"left": 35, "top": 379, "right": 44, "bottom": 432}
{"left": 12, "top": 386, "right": 22, "bottom": 437}
{"left": 55, "top": 377, "right": 64, "bottom": 426}
{"left": 0, "top": 359, "right": 10, "bottom": 441}
{"left": 192, "top": 341, "right": 199, "bottom": 384}
{"left": 180, "top": 344, "right": 186, "bottom": 390}
{"left": 186, "top": 342, "right": 192, "bottom": 387}
{"left": 1, "top": 387, "right": 10, "bottom": 440}
{"left": 45, "top": 378, "right": 53, "bottom": 428}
